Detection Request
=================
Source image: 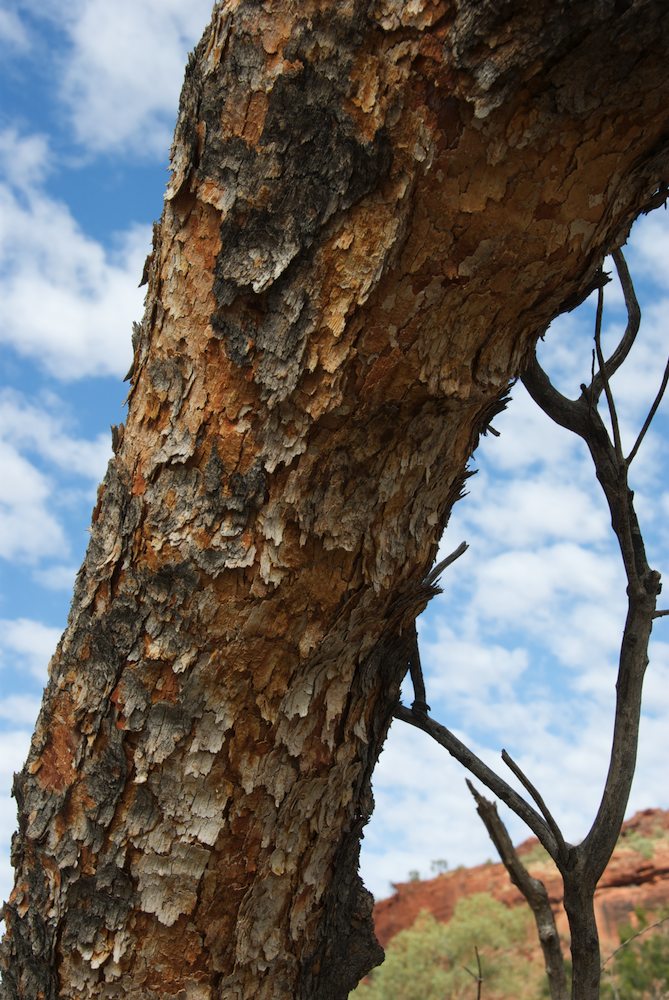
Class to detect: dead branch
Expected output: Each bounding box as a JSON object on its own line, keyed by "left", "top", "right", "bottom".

{"left": 466, "top": 782, "right": 568, "bottom": 1000}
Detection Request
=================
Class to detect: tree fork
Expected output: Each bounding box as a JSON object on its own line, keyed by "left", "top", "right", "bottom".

{"left": 2, "top": 2, "right": 669, "bottom": 998}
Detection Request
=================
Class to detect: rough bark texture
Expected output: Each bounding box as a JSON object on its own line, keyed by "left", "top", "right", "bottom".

{"left": 2, "top": 2, "right": 668, "bottom": 998}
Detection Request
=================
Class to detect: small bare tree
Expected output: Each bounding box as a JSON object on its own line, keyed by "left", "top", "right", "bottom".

{"left": 394, "top": 243, "right": 669, "bottom": 1000}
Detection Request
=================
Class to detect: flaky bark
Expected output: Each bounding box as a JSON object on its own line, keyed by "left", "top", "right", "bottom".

{"left": 2, "top": 2, "right": 668, "bottom": 998}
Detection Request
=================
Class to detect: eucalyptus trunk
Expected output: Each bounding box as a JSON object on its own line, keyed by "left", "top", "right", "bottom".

{"left": 2, "top": 2, "right": 668, "bottom": 998}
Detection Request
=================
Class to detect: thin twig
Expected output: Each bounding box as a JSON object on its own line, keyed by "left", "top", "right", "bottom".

{"left": 463, "top": 946, "right": 484, "bottom": 1000}
{"left": 626, "top": 354, "right": 669, "bottom": 466}
{"left": 593, "top": 280, "right": 625, "bottom": 464}
{"left": 394, "top": 704, "right": 558, "bottom": 857}
{"left": 601, "top": 915, "right": 669, "bottom": 970}
{"left": 423, "top": 541, "right": 468, "bottom": 588}
{"left": 466, "top": 781, "right": 568, "bottom": 1000}
{"left": 501, "top": 750, "right": 569, "bottom": 864}
{"left": 653, "top": 609, "right": 669, "bottom": 619}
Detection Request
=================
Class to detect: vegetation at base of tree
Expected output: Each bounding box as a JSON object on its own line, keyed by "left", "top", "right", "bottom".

{"left": 351, "top": 894, "right": 544, "bottom": 1000}
{"left": 601, "top": 908, "right": 669, "bottom": 1000}
{"left": 355, "top": 898, "right": 669, "bottom": 1000}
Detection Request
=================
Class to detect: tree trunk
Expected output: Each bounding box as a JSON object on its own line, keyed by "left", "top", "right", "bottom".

{"left": 2, "top": 2, "right": 668, "bottom": 998}
{"left": 564, "top": 878, "right": 601, "bottom": 1000}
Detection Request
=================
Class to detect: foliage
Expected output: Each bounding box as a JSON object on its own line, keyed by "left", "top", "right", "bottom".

{"left": 516, "top": 841, "right": 554, "bottom": 869}
{"left": 351, "top": 894, "right": 543, "bottom": 1000}
{"left": 602, "top": 909, "right": 669, "bottom": 1000}
{"left": 617, "top": 825, "right": 664, "bottom": 862}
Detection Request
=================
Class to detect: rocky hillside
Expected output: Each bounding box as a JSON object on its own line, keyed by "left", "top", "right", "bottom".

{"left": 374, "top": 808, "right": 669, "bottom": 953}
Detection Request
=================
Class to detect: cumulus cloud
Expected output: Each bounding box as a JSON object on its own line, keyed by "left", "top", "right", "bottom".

{"left": 0, "top": 440, "right": 67, "bottom": 563}
{"left": 627, "top": 209, "right": 669, "bottom": 293}
{"left": 0, "top": 618, "right": 61, "bottom": 682}
{"left": 32, "top": 563, "right": 79, "bottom": 592}
{"left": 0, "top": 694, "right": 42, "bottom": 728}
{"left": 0, "top": 128, "right": 148, "bottom": 379}
{"left": 0, "top": 388, "right": 112, "bottom": 564}
{"left": 21, "top": 0, "right": 212, "bottom": 157}
{"left": 0, "top": 390, "right": 110, "bottom": 480}
{"left": 0, "top": 7, "right": 29, "bottom": 52}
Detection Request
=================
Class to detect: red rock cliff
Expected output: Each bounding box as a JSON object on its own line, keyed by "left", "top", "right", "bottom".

{"left": 374, "top": 808, "right": 669, "bottom": 953}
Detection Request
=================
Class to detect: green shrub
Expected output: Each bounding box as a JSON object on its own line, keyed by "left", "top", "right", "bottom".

{"left": 352, "top": 894, "right": 543, "bottom": 1000}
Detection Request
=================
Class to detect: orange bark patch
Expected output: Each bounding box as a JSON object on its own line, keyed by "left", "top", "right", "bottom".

{"left": 36, "top": 695, "right": 78, "bottom": 794}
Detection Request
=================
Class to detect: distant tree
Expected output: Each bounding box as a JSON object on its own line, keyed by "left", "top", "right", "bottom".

{"left": 396, "top": 247, "right": 669, "bottom": 999}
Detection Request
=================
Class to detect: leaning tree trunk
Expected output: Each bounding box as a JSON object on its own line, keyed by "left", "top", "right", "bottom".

{"left": 2, "top": 2, "right": 668, "bottom": 998}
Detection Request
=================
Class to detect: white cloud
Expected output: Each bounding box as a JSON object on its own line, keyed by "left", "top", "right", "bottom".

{"left": 24, "top": 0, "right": 212, "bottom": 157}
{"left": 0, "top": 618, "right": 61, "bottom": 682}
{"left": 461, "top": 473, "right": 608, "bottom": 549}
{"left": 0, "top": 129, "right": 147, "bottom": 379}
{"left": 627, "top": 209, "right": 669, "bottom": 293}
{"left": 0, "top": 128, "right": 49, "bottom": 192}
{"left": 0, "top": 388, "right": 113, "bottom": 564}
{"left": 0, "top": 390, "right": 111, "bottom": 481}
{"left": 471, "top": 543, "right": 623, "bottom": 627}
{"left": 477, "top": 385, "right": 582, "bottom": 474}
{"left": 0, "top": 730, "right": 32, "bottom": 782}
{"left": 0, "top": 8, "right": 29, "bottom": 52}
{"left": 0, "top": 694, "right": 42, "bottom": 728}
{"left": 0, "top": 441, "right": 68, "bottom": 563}
{"left": 32, "top": 563, "right": 79, "bottom": 592}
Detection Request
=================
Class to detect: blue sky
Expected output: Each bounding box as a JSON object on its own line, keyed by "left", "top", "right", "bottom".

{"left": 0, "top": 1, "right": 667, "bottom": 907}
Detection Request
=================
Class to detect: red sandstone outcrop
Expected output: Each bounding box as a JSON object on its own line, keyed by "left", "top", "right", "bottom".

{"left": 374, "top": 808, "right": 669, "bottom": 953}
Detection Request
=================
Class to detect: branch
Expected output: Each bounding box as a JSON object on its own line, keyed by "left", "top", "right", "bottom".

{"left": 521, "top": 351, "right": 587, "bottom": 436}
{"left": 593, "top": 280, "right": 625, "bottom": 464}
{"left": 462, "top": 946, "right": 484, "bottom": 1000}
{"left": 589, "top": 250, "right": 640, "bottom": 402}
{"left": 626, "top": 353, "right": 669, "bottom": 466}
{"left": 407, "top": 623, "right": 430, "bottom": 714}
{"left": 653, "top": 609, "right": 669, "bottom": 619}
{"left": 423, "top": 541, "right": 468, "bottom": 588}
{"left": 393, "top": 704, "right": 558, "bottom": 858}
{"left": 501, "top": 750, "right": 569, "bottom": 865}
{"left": 467, "top": 782, "right": 568, "bottom": 1000}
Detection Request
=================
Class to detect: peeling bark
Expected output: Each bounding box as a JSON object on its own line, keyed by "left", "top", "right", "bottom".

{"left": 2, "top": 2, "right": 669, "bottom": 998}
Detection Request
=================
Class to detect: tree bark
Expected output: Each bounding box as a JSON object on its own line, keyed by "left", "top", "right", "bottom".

{"left": 2, "top": 2, "right": 668, "bottom": 998}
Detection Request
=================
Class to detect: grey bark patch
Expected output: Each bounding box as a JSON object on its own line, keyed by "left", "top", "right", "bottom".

{"left": 211, "top": 66, "right": 392, "bottom": 302}
{"left": 61, "top": 865, "right": 135, "bottom": 948}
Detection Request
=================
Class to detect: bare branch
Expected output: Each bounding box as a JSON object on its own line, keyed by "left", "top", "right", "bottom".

{"left": 462, "top": 946, "right": 484, "bottom": 1000}
{"left": 423, "top": 541, "right": 468, "bottom": 588}
{"left": 589, "top": 250, "right": 640, "bottom": 401}
{"left": 407, "top": 624, "right": 430, "bottom": 714}
{"left": 653, "top": 609, "right": 669, "bottom": 619}
{"left": 626, "top": 354, "right": 669, "bottom": 466}
{"left": 521, "top": 351, "right": 587, "bottom": 436}
{"left": 393, "top": 704, "right": 558, "bottom": 857}
{"left": 500, "top": 750, "right": 569, "bottom": 864}
{"left": 593, "top": 280, "right": 625, "bottom": 464}
{"left": 467, "top": 781, "right": 568, "bottom": 1000}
